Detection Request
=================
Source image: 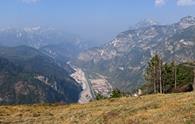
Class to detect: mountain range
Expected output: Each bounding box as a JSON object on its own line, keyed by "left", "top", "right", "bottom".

{"left": 76, "top": 16, "right": 195, "bottom": 91}
{"left": 0, "top": 16, "right": 195, "bottom": 103}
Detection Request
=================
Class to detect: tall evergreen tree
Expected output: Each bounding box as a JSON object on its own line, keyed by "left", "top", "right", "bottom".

{"left": 173, "top": 61, "right": 177, "bottom": 89}
{"left": 145, "top": 54, "right": 162, "bottom": 93}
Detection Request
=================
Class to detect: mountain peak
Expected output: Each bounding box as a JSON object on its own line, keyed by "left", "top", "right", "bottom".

{"left": 180, "top": 16, "right": 195, "bottom": 23}
{"left": 134, "top": 19, "right": 159, "bottom": 29}
{"left": 178, "top": 16, "right": 195, "bottom": 29}
{"left": 24, "top": 26, "right": 41, "bottom": 32}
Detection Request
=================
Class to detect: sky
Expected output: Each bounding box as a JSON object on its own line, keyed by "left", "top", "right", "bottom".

{"left": 0, "top": 0, "right": 195, "bottom": 42}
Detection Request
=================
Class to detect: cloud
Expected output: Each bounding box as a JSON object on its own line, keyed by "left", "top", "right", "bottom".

{"left": 154, "top": 0, "right": 195, "bottom": 6}
{"left": 21, "top": 0, "right": 40, "bottom": 4}
{"left": 177, "top": 0, "right": 195, "bottom": 6}
{"left": 155, "top": 0, "right": 166, "bottom": 7}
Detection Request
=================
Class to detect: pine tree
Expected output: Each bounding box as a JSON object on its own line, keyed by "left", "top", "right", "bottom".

{"left": 159, "top": 59, "right": 163, "bottom": 93}
{"left": 145, "top": 54, "right": 163, "bottom": 93}
{"left": 173, "top": 60, "right": 177, "bottom": 89}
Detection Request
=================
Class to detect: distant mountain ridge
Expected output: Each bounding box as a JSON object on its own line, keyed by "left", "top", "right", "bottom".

{"left": 0, "top": 27, "right": 100, "bottom": 64}
{"left": 77, "top": 16, "right": 195, "bottom": 91}
{"left": 0, "top": 27, "right": 80, "bottom": 48}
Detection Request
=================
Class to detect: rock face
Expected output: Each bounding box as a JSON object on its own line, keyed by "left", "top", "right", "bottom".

{"left": 77, "top": 16, "right": 195, "bottom": 91}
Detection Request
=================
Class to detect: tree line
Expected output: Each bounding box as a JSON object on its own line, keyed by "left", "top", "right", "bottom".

{"left": 144, "top": 54, "right": 194, "bottom": 94}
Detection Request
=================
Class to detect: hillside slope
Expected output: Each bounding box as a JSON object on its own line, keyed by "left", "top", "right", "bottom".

{"left": 0, "top": 46, "right": 82, "bottom": 104}
{"left": 0, "top": 92, "right": 195, "bottom": 124}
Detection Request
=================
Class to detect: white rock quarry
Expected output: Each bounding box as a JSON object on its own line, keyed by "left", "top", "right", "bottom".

{"left": 92, "top": 80, "right": 111, "bottom": 96}
{"left": 89, "top": 75, "right": 112, "bottom": 97}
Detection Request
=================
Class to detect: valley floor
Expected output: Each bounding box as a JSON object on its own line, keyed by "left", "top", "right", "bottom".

{"left": 0, "top": 92, "right": 195, "bottom": 124}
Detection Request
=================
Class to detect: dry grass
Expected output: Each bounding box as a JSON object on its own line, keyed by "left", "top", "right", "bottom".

{"left": 1, "top": 92, "right": 195, "bottom": 124}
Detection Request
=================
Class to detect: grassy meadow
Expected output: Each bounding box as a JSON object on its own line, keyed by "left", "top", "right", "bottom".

{"left": 0, "top": 92, "right": 195, "bottom": 124}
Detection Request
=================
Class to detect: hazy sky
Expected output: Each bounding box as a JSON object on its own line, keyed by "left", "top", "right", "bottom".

{"left": 0, "top": 0, "right": 195, "bottom": 42}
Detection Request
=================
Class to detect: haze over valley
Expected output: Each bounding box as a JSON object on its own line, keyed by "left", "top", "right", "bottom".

{"left": 1, "top": 0, "right": 195, "bottom": 123}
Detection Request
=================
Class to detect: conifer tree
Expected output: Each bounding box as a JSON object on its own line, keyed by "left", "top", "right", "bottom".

{"left": 145, "top": 54, "right": 163, "bottom": 93}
